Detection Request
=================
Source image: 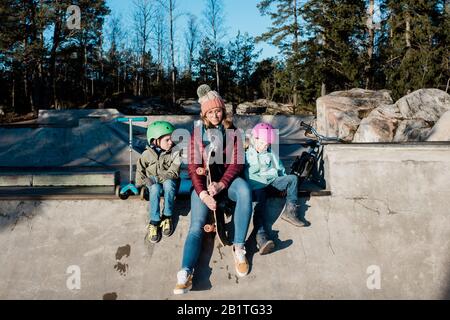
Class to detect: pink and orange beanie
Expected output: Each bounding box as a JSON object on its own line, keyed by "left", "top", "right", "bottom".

{"left": 197, "top": 84, "right": 225, "bottom": 116}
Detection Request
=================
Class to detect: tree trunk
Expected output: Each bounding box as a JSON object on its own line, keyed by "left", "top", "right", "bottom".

{"left": 170, "top": 0, "right": 176, "bottom": 104}
{"left": 405, "top": 11, "right": 411, "bottom": 48}
{"left": 292, "top": 0, "right": 299, "bottom": 53}
{"left": 292, "top": 87, "right": 298, "bottom": 115}
{"left": 321, "top": 83, "right": 327, "bottom": 97}
{"left": 365, "top": 0, "right": 375, "bottom": 89}
{"left": 49, "top": 4, "right": 62, "bottom": 110}
{"left": 215, "top": 61, "right": 220, "bottom": 93}
{"left": 12, "top": 74, "right": 15, "bottom": 111}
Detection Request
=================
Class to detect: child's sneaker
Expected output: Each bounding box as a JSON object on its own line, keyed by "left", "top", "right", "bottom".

{"left": 256, "top": 232, "right": 275, "bottom": 255}
{"left": 145, "top": 223, "right": 161, "bottom": 244}
{"left": 160, "top": 216, "right": 173, "bottom": 237}
{"left": 232, "top": 246, "right": 249, "bottom": 277}
{"left": 280, "top": 202, "right": 310, "bottom": 227}
{"left": 173, "top": 269, "right": 193, "bottom": 295}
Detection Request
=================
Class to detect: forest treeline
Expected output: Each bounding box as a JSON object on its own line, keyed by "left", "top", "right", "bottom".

{"left": 0, "top": 0, "right": 448, "bottom": 115}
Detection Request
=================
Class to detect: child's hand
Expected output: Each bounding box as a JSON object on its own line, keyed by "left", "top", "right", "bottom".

{"left": 144, "top": 176, "right": 158, "bottom": 187}
{"left": 207, "top": 182, "right": 225, "bottom": 196}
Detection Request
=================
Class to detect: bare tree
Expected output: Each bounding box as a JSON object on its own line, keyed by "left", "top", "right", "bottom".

{"left": 158, "top": 0, "right": 180, "bottom": 104}
{"left": 107, "top": 14, "right": 126, "bottom": 94}
{"left": 203, "top": 0, "right": 226, "bottom": 93}
{"left": 152, "top": 4, "right": 166, "bottom": 84}
{"left": 133, "top": 0, "right": 154, "bottom": 96}
{"left": 184, "top": 14, "right": 200, "bottom": 79}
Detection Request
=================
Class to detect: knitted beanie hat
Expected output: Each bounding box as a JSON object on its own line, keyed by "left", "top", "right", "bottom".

{"left": 197, "top": 84, "right": 225, "bottom": 116}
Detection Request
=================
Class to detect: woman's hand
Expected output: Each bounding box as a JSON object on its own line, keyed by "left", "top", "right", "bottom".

{"left": 207, "top": 182, "right": 225, "bottom": 196}
{"left": 201, "top": 193, "right": 217, "bottom": 211}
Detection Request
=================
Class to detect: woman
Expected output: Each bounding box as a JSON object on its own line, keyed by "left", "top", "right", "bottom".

{"left": 173, "top": 85, "right": 252, "bottom": 295}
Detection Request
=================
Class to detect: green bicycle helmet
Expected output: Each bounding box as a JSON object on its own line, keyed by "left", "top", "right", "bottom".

{"left": 147, "top": 121, "right": 175, "bottom": 143}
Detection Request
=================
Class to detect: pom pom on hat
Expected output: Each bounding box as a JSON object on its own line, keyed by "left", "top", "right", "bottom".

{"left": 197, "top": 84, "right": 225, "bottom": 116}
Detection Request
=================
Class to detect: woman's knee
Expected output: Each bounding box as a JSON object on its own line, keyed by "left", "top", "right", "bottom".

{"left": 232, "top": 178, "right": 251, "bottom": 199}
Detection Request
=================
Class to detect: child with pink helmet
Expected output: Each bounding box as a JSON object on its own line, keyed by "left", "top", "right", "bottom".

{"left": 245, "top": 122, "right": 310, "bottom": 255}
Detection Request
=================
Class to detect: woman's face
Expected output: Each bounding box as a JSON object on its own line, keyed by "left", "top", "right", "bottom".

{"left": 205, "top": 108, "right": 223, "bottom": 126}
{"left": 254, "top": 137, "right": 269, "bottom": 153}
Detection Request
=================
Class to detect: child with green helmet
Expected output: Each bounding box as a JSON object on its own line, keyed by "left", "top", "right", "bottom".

{"left": 136, "top": 120, "right": 182, "bottom": 244}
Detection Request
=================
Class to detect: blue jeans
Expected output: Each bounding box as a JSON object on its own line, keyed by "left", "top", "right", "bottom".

{"left": 252, "top": 188, "right": 268, "bottom": 235}
{"left": 252, "top": 175, "right": 298, "bottom": 234}
{"left": 181, "top": 177, "right": 252, "bottom": 273}
{"left": 270, "top": 174, "right": 298, "bottom": 204}
{"left": 148, "top": 179, "right": 179, "bottom": 223}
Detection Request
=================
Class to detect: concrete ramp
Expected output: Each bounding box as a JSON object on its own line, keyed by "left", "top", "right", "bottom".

{"left": 0, "top": 193, "right": 449, "bottom": 299}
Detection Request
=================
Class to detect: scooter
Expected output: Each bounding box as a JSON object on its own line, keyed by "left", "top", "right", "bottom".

{"left": 115, "top": 116, "right": 148, "bottom": 200}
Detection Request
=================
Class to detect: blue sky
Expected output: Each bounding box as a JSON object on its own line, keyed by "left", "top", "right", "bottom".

{"left": 106, "top": 0, "right": 279, "bottom": 61}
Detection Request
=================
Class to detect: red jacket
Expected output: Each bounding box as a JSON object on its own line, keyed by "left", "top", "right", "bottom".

{"left": 188, "top": 127, "right": 244, "bottom": 195}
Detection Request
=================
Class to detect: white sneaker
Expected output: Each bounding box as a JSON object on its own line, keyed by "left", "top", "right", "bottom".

{"left": 232, "top": 246, "right": 249, "bottom": 277}
{"left": 173, "top": 269, "right": 193, "bottom": 295}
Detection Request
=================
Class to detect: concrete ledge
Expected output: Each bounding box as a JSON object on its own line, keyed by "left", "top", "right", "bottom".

{"left": 0, "top": 174, "right": 32, "bottom": 187}
{"left": 32, "top": 172, "right": 118, "bottom": 187}
{"left": 0, "top": 169, "right": 119, "bottom": 187}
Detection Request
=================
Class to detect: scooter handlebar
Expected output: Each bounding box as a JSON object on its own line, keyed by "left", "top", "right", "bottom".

{"left": 116, "top": 117, "right": 148, "bottom": 123}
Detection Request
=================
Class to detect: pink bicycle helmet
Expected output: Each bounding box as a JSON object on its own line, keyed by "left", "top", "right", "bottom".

{"left": 252, "top": 122, "right": 277, "bottom": 144}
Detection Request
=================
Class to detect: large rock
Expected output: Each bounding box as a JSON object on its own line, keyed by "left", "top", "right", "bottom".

{"left": 396, "top": 88, "right": 450, "bottom": 121}
{"left": 255, "top": 99, "right": 295, "bottom": 115}
{"left": 317, "top": 88, "right": 393, "bottom": 142}
{"left": 180, "top": 98, "right": 201, "bottom": 115}
{"left": 224, "top": 103, "right": 234, "bottom": 115}
{"left": 236, "top": 102, "right": 267, "bottom": 115}
{"left": 427, "top": 110, "right": 450, "bottom": 141}
{"left": 352, "top": 105, "right": 399, "bottom": 142}
{"left": 354, "top": 89, "right": 450, "bottom": 142}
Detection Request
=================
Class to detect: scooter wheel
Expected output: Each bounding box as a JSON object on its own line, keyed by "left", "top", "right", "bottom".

{"left": 119, "top": 193, "right": 129, "bottom": 200}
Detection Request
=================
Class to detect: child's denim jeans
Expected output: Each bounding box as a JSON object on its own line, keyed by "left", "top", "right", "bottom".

{"left": 148, "top": 179, "right": 179, "bottom": 223}
{"left": 252, "top": 174, "right": 298, "bottom": 234}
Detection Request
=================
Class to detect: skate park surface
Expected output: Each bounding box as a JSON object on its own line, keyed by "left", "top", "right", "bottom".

{"left": 0, "top": 110, "right": 449, "bottom": 299}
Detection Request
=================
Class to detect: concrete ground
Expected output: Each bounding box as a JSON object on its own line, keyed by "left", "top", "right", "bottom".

{"left": 1, "top": 110, "right": 450, "bottom": 300}
{"left": 1, "top": 195, "right": 449, "bottom": 300}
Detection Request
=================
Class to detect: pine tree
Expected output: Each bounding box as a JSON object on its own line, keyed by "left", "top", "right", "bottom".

{"left": 228, "top": 31, "right": 260, "bottom": 100}
{"left": 380, "top": 0, "right": 446, "bottom": 99}
{"left": 257, "top": 0, "right": 302, "bottom": 107}
{"left": 300, "top": 0, "right": 367, "bottom": 100}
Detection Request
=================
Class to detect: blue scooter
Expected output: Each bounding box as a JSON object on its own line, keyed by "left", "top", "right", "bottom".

{"left": 115, "top": 116, "right": 148, "bottom": 200}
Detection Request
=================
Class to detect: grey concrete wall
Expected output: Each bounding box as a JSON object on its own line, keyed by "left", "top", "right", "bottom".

{"left": 321, "top": 143, "right": 450, "bottom": 299}
{"left": 324, "top": 143, "right": 450, "bottom": 211}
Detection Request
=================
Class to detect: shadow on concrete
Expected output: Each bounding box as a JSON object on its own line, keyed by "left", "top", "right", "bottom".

{"left": 192, "top": 232, "right": 215, "bottom": 291}
{"left": 0, "top": 200, "right": 45, "bottom": 232}
{"left": 244, "top": 193, "right": 312, "bottom": 263}
{"left": 444, "top": 274, "right": 450, "bottom": 299}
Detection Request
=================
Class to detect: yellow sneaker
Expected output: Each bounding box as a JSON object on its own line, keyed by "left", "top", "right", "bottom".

{"left": 173, "top": 270, "right": 193, "bottom": 295}
{"left": 160, "top": 217, "right": 173, "bottom": 237}
{"left": 145, "top": 224, "right": 161, "bottom": 244}
{"left": 232, "top": 245, "right": 249, "bottom": 277}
